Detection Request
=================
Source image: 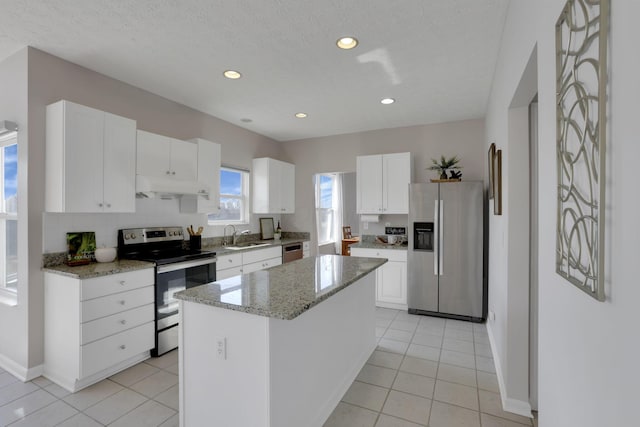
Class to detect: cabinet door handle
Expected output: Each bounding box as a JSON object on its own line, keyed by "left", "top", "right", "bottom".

{"left": 120, "top": 319, "right": 127, "bottom": 325}
{"left": 119, "top": 280, "right": 126, "bottom": 286}
{"left": 228, "top": 259, "right": 233, "bottom": 263}
{"left": 98, "top": 203, "right": 103, "bottom": 207}
{"left": 119, "top": 345, "right": 126, "bottom": 350}
{"left": 172, "top": 171, "right": 176, "bottom": 175}
{"left": 119, "top": 300, "right": 126, "bottom": 305}
{"left": 106, "top": 203, "right": 111, "bottom": 208}
{"left": 166, "top": 171, "right": 171, "bottom": 175}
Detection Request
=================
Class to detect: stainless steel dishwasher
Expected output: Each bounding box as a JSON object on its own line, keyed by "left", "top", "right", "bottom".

{"left": 282, "top": 242, "right": 303, "bottom": 263}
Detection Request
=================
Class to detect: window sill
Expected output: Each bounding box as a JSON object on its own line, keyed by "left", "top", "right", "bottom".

{"left": 0, "top": 289, "right": 17, "bottom": 307}
{"left": 209, "top": 220, "right": 250, "bottom": 226}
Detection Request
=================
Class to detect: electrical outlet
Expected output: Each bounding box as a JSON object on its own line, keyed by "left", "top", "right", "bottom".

{"left": 216, "top": 337, "right": 227, "bottom": 360}
{"left": 489, "top": 311, "right": 496, "bottom": 321}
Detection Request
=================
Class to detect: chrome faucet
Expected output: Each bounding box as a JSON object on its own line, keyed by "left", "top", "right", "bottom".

{"left": 233, "top": 229, "right": 251, "bottom": 245}
{"left": 223, "top": 224, "right": 236, "bottom": 246}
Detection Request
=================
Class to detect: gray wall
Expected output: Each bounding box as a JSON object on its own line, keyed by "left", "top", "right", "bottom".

{"left": 3, "top": 47, "right": 283, "bottom": 373}
{"left": 280, "top": 119, "right": 485, "bottom": 251}
{"left": 1, "top": 46, "right": 484, "bottom": 375}
{"left": 0, "top": 49, "right": 29, "bottom": 372}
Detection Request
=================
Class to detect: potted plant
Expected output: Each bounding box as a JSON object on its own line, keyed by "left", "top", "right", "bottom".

{"left": 428, "top": 155, "right": 462, "bottom": 180}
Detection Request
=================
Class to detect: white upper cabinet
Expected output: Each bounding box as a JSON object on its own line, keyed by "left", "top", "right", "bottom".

{"left": 180, "top": 138, "right": 221, "bottom": 214}
{"left": 356, "top": 155, "right": 383, "bottom": 214}
{"left": 252, "top": 158, "right": 295, "bottom": 214}
{"left": 357, "top": 152, "right": 412, "bottom": 214}
{"left": 46, "top": 100, "right": 136, "bottom": 213}
{"left": 136, "top": 130, "right": 197, "bottom": 181}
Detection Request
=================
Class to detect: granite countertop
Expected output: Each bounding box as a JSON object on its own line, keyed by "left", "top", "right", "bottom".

{"left": 350, "top": 241, "right": 408, "bottom": 251}
{"left": 174, "top": 255, "right": 386, "bottom": 320}
{"left": 210, "top": 238, "right": 307, "bottom": 256}
{"left": 42, "top": 237, "right": 310, "bottom": 278}
{"left": 42, "top": 259, "right": 155, "bottom": 279}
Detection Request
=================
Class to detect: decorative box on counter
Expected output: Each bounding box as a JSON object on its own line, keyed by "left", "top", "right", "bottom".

{"left": 66, "top": 232, "right": 96, "bottom": 266}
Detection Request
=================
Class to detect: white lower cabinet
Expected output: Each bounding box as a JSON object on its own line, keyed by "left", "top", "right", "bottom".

{"left": 44, "top": 268, "right": 155, "bottom": 392}
{"left": 216, "top": 246, "right": 282, "bottom": 279}
{"left": 350, "top": 248, "right": 408, "bottom": 310}
{"left": 216, "top": 253, "right": 244, "bottom": 280}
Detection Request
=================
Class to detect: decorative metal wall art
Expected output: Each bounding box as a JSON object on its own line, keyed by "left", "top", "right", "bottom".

{"left": 555, "top": 0, "right": 608, "bottom": 301}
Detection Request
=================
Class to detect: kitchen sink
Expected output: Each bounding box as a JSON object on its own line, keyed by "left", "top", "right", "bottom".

{"left": 224, "top": 242, "right": 272, "bottom": 250}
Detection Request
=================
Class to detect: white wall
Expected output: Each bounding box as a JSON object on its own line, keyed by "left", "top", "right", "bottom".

{"left": 487, "top": 1, "right": 640, "bottom": 425}
{"left": 280, "top": 120, "right": 485, "bottom": 252}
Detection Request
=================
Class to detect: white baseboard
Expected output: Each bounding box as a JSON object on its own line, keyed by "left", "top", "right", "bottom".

{"left": 0, "top": 353, "right": 43, "bottom": 382}
{"left": 376, "top": 301, "right": 408, "bottom": 311}
{"left": 486, "top": 323, "right": 533, "bottom": 419}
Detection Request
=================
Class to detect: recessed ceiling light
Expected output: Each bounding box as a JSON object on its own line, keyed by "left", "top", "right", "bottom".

{"left": 295, "top": 112, "right": 308, "bottom": 118}
{"left": 223, "top": 70, "right": 242, "bottom": 79}
{"left": 380, "top": 98, "right": 395, "bottom": 105}
{"left": 336, "top": 36, "right": 358, "bottom": 50}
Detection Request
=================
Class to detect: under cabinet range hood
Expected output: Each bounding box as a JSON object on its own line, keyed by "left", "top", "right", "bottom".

{"left": 136, "top": 175, "right": 210, "bottom": 199}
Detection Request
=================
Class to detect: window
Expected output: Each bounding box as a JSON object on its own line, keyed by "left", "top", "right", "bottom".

{"left": 315, "top": 174, "right": 341, "bottom": 246}
{"left": 208, "top": 166, "right": 249, "bottom": 224}
{"left": 0, "top": 134, "right": 17, "bottom": 295}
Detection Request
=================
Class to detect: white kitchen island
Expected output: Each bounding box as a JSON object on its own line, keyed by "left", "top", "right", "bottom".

{"left": 175, "top": 254, "right": 386, "bottom": 427}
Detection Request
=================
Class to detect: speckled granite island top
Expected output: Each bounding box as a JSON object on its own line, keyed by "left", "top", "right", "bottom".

{"left": 42, "top": 259, "right": 155, "bottom": 279}
{"left": 174, "top": 255, "right": 386, "bottom": 320}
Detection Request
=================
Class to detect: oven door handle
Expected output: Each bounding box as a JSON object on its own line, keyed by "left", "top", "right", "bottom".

{"left": 156, "top": 257, "right": 217, "bottom": 274}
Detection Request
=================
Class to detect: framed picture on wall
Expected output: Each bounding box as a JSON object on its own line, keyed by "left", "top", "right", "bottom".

{"left": 494, "top": 149, "right": 502, "bottom": 215}
{"left": 488, "top": 143, "right": 496, "bottom": 199}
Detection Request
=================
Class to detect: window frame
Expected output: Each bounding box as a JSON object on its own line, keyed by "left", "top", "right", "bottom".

{"left": 315, "top": 174, "right": 338, "bottom": 246}
{"left": 0, "top": 133, "right": 18, "bottom": 301}
{"left": 208, "top": 166, "right": 250, "bottom": 225}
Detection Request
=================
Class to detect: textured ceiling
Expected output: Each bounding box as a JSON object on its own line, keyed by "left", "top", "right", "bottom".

{"left": 0, "top": 0, "right": 509, "bottom": 141}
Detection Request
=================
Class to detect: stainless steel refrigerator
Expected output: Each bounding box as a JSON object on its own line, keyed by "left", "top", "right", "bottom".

{"left": 407, "top": 182, "right": 485, "bottom": 322}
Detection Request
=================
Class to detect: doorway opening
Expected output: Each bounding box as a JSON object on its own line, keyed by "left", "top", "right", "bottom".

{"left": 313, "top": 172, "right": 357, "bottom": 255}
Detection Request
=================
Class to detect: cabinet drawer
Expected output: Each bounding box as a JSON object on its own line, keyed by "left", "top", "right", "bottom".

{"left": 243, "top": 257, "right": 282, "bottom": 274}
{"left": 81, "top": 322, "right": 154, "bottom": 378}
{"left": 81, "top": 269, "right": 154, "bottom": 301}
{"left": 81, "top": 286, "right": 154, "bottom": 323}
{"left": 351, "top": 248, "right": 407, "bottom": 263}
{"left": 217, "top": 266, "right": 243, "bottom": 280}
{"left": 217, "top": 253, "right": 242, "bottom": 270}
{"left": 81, "top": 303, "right": 154, "bottom": 345}
{"left": 242, "top": 246, "right": 281, "bottom": 265}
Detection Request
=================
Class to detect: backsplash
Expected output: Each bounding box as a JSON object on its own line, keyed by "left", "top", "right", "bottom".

{"left": 42, "top": 230, "right": 311, "bottom": 267}
{"left": 42, "top": 198, "right": 283, "bottom": 253}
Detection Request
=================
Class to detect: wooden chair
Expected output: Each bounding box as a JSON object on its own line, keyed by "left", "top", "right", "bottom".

{"left": 342, "top": 226, "right": 352, "bottom": 239}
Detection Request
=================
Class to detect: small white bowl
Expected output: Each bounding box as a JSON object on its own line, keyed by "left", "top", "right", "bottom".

{"left": 95, "top": 247, "right": 117, "bottom": 263}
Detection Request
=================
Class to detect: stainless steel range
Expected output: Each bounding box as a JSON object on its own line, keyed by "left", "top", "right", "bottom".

{"left": 118, "top": 226, "right": 216, "bottom": 356}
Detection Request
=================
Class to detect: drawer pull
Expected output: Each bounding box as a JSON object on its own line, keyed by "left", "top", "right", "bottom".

{"left": 119, "top": 280, "right": 126, "bottom": 286}
{"left": 120, "top": 320, "right": 127, "bottom": 325}
{"left": 119, "top": 300, "right": 126, "bottom": 305}
{"left": 119, "top": 345, "right": 126, "bottom": 350}
{"left": 228, "top": 259, "right": 232, "bottom": 263}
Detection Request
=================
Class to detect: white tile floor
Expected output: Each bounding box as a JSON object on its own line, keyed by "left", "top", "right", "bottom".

{"left": 0, "top": 308, "right": 536, "bottom": 426}
{"left": 324, "top": 308, "right": 536, "bottom": 427}
{"left": 0, "top": 350, "right": 179, "bottom": 426}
